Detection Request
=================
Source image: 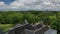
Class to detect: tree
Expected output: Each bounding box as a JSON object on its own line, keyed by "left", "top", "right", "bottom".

{"left": 0, "top": 13, "right": 9, "bottom": 24}
{"left": 38, "top": 12, "right": 50, "bottom": 25}
{"left": 50, "top": 19, "right": 60, "bottom": 34}
{"left": 7, "top": 12, "right": 24, "bottom": 24}
{"left": 24, "top": 13, "right": 39, "bottom": 24}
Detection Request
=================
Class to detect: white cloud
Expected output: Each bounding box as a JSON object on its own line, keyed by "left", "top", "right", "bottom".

{"left": 0, "top": 0, "right": 60, "bottom": 11}
{"left": 11, "top": 1, "right": 25, "bottom": 7}
{"left": 0, "top": 2, "right": 4, "bottom": 6}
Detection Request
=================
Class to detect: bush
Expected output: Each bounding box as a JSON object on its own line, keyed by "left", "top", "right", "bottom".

{"left": 7, "top": 13, "right": 24, "bottom": 24}
{"left": 50, "top": 20, "right": 60, "bottom": 30}
{"left": 24, "top": 13, "right": 38, "bottom": 24}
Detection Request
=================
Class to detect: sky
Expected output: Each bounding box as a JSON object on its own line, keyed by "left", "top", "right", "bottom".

{"left": 0, "top": 0, "right": 15, "bottom": 4}
{"left": 0, "top": 0, "right": 60, "bottom": 11}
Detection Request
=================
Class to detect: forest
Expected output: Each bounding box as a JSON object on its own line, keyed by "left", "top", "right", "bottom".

{"left": 0, "top": 11, "right": 60, "bottom": 34}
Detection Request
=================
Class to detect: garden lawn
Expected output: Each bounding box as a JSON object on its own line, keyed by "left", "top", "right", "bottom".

{"left": 0, "top": 24, "right": 14, "bottom": 32}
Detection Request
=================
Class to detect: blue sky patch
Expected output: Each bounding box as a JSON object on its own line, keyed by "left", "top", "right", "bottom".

{"left": 0, "top": 0, "right": 15, "bottom": 4}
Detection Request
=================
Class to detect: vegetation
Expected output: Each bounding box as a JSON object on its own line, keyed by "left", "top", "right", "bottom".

{"left": 0, "top": 24, "right": 14, "bottom": 32}
{"left": 0, "top": 11, "right": 60, "bottom": 34}
{"left": 0, "top": 11, "right": 57, "bottom": 24}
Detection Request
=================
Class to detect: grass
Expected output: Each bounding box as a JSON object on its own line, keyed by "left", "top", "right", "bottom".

{"left": 0, "top": 24, "right": 14, "bottom": 32}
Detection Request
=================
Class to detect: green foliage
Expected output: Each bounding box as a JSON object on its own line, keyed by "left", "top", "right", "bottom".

{"left": 38, "top": 12, "right": 50, "bottom": 25}
{"left": 0, "top": 24, "right": 14, "bottom": 32}
{"left": 24, "top": 13, "right": 39, "bottom": 24}
{"left": 0, "top": 11, "right": 60, "bottom": 33}
{"left": 7, "top": 13, "right": 24, "bottom": 24}
{"left": 0, "top": 11, "right": 60, "bottom": 31}
{"left": 50, "top": 20, "right": 60, "bottom": 30}
{"left": 0, "top": 12, "right": 24, "bottom": 24}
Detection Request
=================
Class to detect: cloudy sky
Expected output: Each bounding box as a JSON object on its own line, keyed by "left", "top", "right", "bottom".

{"left": 0, "top": 0, "right": 60, "bottom": 11}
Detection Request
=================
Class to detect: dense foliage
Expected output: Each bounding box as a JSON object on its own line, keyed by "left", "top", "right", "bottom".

{"left": 0, "top": 11, "right": 60, "bottom": 30}
{"left": 0, "top": 11, "right": 57, "bottom": 24}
